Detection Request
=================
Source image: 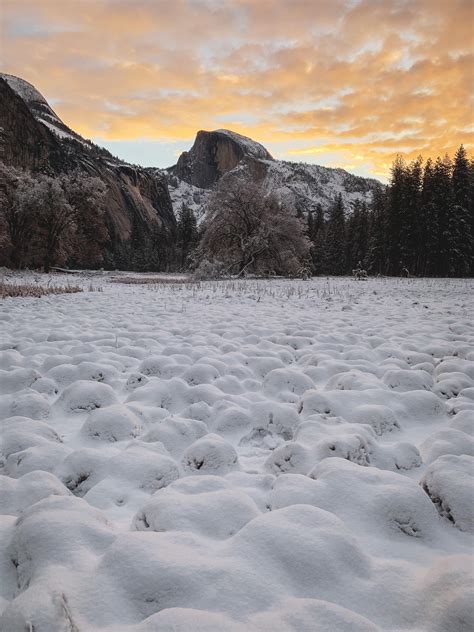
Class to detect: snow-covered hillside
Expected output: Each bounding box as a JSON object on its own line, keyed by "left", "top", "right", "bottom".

{"left": 166, "top": 157, "right": 379, "bottom": 222}
{"left": 167, "top": 129, "right": 382, "bottom": 221}
{"left": 0, "top": 274, "right": 473, "bottom": 631}
{"left": 163, "top": 171, "right": 209, "bottom": 221}
{"left": 1, "top": 73, "right": 92, "bottom": 146}
{"left": 261, "top": 159, "right": 379, "bottom": 212}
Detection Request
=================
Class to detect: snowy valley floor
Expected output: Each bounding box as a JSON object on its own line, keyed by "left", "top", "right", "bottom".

{"left": 0, "top": 274, "right": 473, "bottom": 631}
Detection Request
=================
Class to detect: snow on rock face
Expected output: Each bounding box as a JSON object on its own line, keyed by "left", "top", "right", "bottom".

{"left": 0, "top": 275, "right": 473, "bottom": 631}
{"left": 167, "top": 128, "right": 380, "bottom": 222}
{"left": 214, "top": 128, "right": 273, "bottom": 160}
{"left": 0, "top": 73, "right": 56, "bottom": 116}
{"left": 0, "top": 72, "right": 91, "bottom": 145}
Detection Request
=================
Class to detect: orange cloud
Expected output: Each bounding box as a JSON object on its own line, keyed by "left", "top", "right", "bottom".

{"left": 1, "top": 0, "right": 472, "bottom": 178}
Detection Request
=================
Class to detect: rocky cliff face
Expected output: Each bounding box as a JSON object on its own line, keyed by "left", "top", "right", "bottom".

{"left": 0, "top": 75, "right": 175, "bottom": 248}
{"left": 0, "top": 77, "right": 63, "bottom": 171}
{"left": 172, "top": 129, "right": 273, "bottom": 189}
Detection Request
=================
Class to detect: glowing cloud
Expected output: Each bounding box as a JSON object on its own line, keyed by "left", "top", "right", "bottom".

{"left": 2, "top": 0, "right": 473, "bottom": 178}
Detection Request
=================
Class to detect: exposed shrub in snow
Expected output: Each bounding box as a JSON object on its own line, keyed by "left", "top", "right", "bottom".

{"left": 433, "top": 375, "right": 473, "bottom": 399}
{"left": 420, "top": 455, "right": 474, "bottom": 532}
{"left": 192, "top": 259, "right": 226, "bottom": 280}
{"left": 265, "top": 442, "right": 311, "bottom": 475}
{"left": 81, "top": 405, "right": 144, "bottom": 442}
{"left": 8, "top": 392, "right": 51, "bottom": 419}
{"left": 352, "top": 404, "right": 401, "bottom": 435}
{"left": 271, "top": 458, "right": 441, "bottom": 541}
{"left": 263, "top": 368, "right": 314, "bottom": 400}
{"left": 182, "top": 434, "right": 239, "bottom": 474}
{"left": 0, "top": 280, "right": 83, "bottom": 298}
{"left": 57, "top": 380, "right": 119, "bottom": 412}
{"left": 382, "top": 369, "right": 434, "bottom": 392}
{"left": 125, "top": 372, "right": 149, "bottom": 391}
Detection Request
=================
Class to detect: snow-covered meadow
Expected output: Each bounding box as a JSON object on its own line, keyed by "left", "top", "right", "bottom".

{"left": 0, "top": 274, "right": 473, "bottom": 631}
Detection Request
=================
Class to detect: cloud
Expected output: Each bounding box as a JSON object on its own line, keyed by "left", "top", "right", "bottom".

{"left": 2, "top": 0, "right": 472, "bottom": 178}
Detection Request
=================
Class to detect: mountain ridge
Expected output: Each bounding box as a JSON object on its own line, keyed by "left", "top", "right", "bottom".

{"left": 1, "top": 72, "right": 383, "bottom": 267}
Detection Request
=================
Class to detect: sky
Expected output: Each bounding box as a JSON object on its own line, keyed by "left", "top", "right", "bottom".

{"left": 1, "top": 0, "right": 473, "bottom": 181}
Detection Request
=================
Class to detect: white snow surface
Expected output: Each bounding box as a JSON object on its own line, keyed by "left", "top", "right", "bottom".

{"left": 214, "top": 129, "right": 273, "bottom": 160}
{"left": 0, "top": 274, "right": 473, "bottom": 631}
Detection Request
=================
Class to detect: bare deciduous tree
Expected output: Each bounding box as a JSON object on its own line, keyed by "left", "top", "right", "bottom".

{"left": 199, "top": 178, "right": 310, "bottom": 277}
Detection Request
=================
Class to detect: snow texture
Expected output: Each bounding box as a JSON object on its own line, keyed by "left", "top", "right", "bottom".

{"left": 0, "top": 273, "right": 473, "bottom": 631}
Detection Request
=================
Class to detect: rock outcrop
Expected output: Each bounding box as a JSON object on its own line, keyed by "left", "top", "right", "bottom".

{"left": 172, "top": 129, "right": 273, "bottom": 189}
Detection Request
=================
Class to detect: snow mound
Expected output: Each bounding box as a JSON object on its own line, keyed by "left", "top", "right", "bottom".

{"left": 182, "top": 434, "right": 239, "bottom": 474}
{"left": 420, "top": 428, "right": 474, "bottom": 464}
{"left": 272, "top": 458, "right": 441, "bottom": 541}
{"left": 81, "top": 404, "right": 144, "bottom": 441}
{"left": 134, "top": 475, "right": 260, "bottom": 538}
{"left": 352, "top": 404, "right": 401, "bottom": 435}
{"left": 57, "top": 380, "right": 119, "bottom": 412}
{"left": 421, "top": 455, "right": 474, "bottom": 532}
{"left": 0, "top": 471, "right": 70, "bottom": 516}
{"left": 449, "top": 410, "right": 474, "bottom": 435}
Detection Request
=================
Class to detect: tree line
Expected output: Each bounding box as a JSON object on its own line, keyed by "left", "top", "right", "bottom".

{"left": 306, "top": 145, "right": 473, "bottom": 277}
{"left": 1, "top": 145, "right": 472, "bottom": 276}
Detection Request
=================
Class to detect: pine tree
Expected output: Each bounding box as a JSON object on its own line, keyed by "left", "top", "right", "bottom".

{"left": 449, "top": 145, "right": 473, "bottom": 276}
{"left": 366, "top": 188, "right": 388, "bottom": 275}
{"left": 177, "top": 205, "right": 198, "bottom": 269}
{"left": 433, "top": 155, "right": 454, "bottom": 276}
{"left": 346, "top": 200, "right": 369, "bottom": 271}
{"left": 419, "top": 158, "right": 439, "bottom": 276}
{"left": 401, "top": 157, "right": 423, "bottom": 274}
{"left": 387, "top": 155, "right": 407, "bottom": 275}
{"left": 306, "top": 210, "right": 314, "bottom": 241}
{"left": 469, "top": 158, "right": 474, "bottom": 275}
{"left": 325, "top": 194, "right": 346, "bottom": 275}
{"left": 309, "top": 204, "right": 326, "bottom": 274}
